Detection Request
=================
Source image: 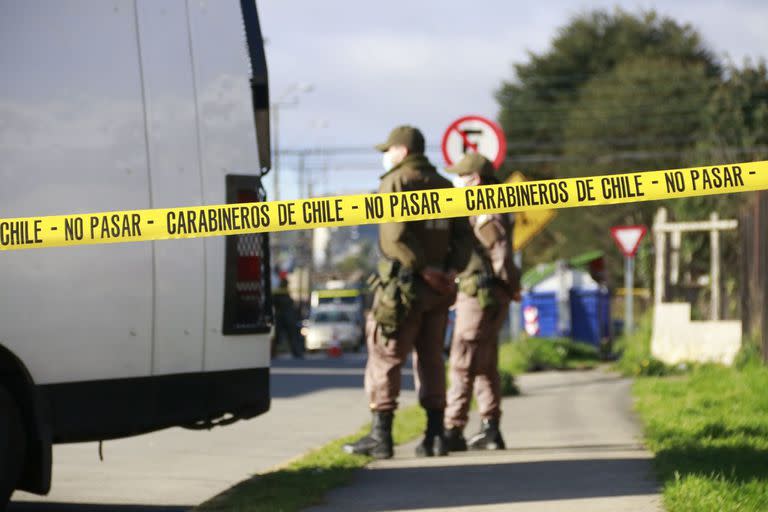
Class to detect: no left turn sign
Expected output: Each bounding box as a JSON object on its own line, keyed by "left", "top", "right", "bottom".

{"left": 441, "top": 115, "right": 507, "bottom": 170}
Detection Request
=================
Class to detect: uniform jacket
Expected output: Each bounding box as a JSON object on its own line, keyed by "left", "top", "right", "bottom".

{"left": 461, "top": 212, "right": 519, "bottom": 294}
{"left": 378, "top": 154, "right": 472, "bottom": 273}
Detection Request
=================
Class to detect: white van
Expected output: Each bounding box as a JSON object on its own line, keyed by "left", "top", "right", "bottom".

{"left": 0, "top": 0, "right": 273, "bottom": 504}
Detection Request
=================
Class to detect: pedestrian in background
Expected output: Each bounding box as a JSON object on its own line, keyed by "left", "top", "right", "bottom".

{"left": 444, "top": 153, "right": 521, "bottom": 451}
{"left": 343, "top": 126, "right": 472, "bottom": 459}
{"left": 272, "top": 277, "right": 304, "bottom": 359}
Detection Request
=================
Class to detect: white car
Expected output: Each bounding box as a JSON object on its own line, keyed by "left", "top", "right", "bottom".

{"left": 303, "top": 308, "right": 364, "bottom": 352}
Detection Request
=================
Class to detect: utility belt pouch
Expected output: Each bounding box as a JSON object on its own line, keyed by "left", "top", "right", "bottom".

{"left": 377, "top": 258, "right": 399, "bottom": 284}
{"left": 459, "top": 273, "right": 497, "bottom": 309}
{"left": 373, "top": 279, "right": 403, "bottom": 337}
{"left": 371, "top": 258, "right": 414, "bottom": 338}
{"left": 366, "top": 272, "right": 382, "bottom": 293}
{"left": 476, "top": 273, "right": 497, "bottom": 309}
{"left": 458, "top": 274, "right": 479, "bottom": 296}
{"left": 476, "top": 216, "right": 506, "bottom": 249}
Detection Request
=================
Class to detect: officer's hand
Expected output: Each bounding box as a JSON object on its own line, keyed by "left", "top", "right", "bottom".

{"left": 421, "top": 268, "right": 456, "bottom": 296}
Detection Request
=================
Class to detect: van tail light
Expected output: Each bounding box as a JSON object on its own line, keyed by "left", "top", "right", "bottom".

{"left": 222, "top": 175, "right": 272, "bottom": 334}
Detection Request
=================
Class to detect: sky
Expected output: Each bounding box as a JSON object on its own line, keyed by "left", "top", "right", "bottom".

{"left": 255, "top": 0, "right": 768, "bottom": 200}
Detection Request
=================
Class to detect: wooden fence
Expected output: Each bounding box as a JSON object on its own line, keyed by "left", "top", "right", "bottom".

{"left": 740, "top": 191, "right": 768, "bottom": 362}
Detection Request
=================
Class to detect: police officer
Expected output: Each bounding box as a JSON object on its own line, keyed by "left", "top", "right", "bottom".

{"left": 443, "top": 153, "right": 521, "bottom": 451}
{"left": 343, "top": 126, "right": 472, "bottom": 459}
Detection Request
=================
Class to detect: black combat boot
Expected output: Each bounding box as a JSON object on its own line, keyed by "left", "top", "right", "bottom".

{"left": 444, "top": 426, "right": 468, "bottom": 452}
{"left": 415, "top": 409, "right": 449, "bottom": 457}
{"left": 467, "top": 418, "right": 506, "bottom": 450}
{"left": 343, "top": 411, "right": 394, "bottom": 459}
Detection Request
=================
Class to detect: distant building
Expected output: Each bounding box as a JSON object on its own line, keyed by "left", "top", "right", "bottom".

{"left": 313, "top": 224, "right": 379, "bottom": 268}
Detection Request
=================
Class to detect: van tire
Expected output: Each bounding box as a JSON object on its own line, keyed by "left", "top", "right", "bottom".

{"left": 0, "top": 385, "right": 26, "bottom": 509}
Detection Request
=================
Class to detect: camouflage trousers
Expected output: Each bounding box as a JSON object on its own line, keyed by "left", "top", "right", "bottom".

{"left": 364, "top": 304, "right": 449, "bottom": 412}
{"left": 445, "top": 290, "right": 510, "bottom": 429}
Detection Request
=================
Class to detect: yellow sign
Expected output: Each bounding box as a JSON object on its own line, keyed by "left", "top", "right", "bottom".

{"left": 506, "top": 171, "right": 557, "bottom": 251}
{"left": 315, "top": 289, "right": 361, "bottom": 298}
{"left": 1, "top": 161, "right": 765, "bottom": 251}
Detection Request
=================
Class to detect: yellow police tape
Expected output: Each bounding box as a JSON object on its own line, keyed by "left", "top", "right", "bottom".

{"left": 2, "top": 160, "right": 767, "bottom": 251}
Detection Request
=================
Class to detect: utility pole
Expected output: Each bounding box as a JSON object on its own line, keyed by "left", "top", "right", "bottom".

{"left": 297, "top": 152, "right": 306, "bottom": 315}
{"left": 270, "top": 83, "right": 314, "bottom": 201}
{"left": 272, "top": 106, "right": 280, "bottom": 201}
{"left": 307, "top": 177, "right": 314, "bottom": 312}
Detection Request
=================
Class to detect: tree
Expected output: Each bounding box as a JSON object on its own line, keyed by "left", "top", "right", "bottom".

{"left": 673, "top": 61, "right": 768, "bottom": 309}
{"left": 496, "top": 9, "right": 720, "bottom": 181}
{"left": 494, "top": 9, "right": 768, "bottom": 293}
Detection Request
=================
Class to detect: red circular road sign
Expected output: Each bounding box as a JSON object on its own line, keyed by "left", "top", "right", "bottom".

{"left": 441, "top": 115, "right": 507, "bottom": 170}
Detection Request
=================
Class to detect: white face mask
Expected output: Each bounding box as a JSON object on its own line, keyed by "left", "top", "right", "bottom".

{"left": 382, "top": 152, "right": 396, "bottom": 172}
{"left": 452, "top": 175, "right": 467, "bottom": 188}
{"left": 452, "top": 174, "right": 478, "bottom": 188}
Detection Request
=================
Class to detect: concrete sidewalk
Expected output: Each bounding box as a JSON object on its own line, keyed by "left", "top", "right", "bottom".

{"left": 307, "top": 369, "right": 662, "bottom": 512}
{"left": 11, "top": 353, "right": 416, "bottom": 511}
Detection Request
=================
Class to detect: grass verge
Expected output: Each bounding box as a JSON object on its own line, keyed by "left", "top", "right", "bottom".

{"left": 634, "top": 364, "right": 768, "bottom": 512}
{"left": 195, "top": 404, "right": 424, "bottom": 512}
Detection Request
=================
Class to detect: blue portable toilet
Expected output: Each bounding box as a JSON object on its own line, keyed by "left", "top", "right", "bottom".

{"left": 520, "top": 253, "right": 610, "bottom": 346}
{"left": 569, "top": 288, "right": 611, "bottom": 345}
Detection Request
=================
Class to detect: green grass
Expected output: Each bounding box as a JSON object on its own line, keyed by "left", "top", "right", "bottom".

{"left": 633, "top": 364, "right": 768, "bottom": 512}
{"left": 195, "top": 405, "right": 425, "bottom": 512}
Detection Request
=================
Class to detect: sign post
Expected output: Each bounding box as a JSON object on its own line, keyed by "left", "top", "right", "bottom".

{"left": 610, "top": 225, "right": 648, "bottom": 335}
{"left": 503, "top": 172, "right": 557, "bottom": 340}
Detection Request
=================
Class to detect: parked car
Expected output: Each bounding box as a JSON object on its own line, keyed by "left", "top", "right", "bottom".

{"left": 302, "top": 307, "right": 364, "bottom": 352}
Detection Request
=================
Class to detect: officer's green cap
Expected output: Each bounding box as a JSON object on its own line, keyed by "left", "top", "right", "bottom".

{"left": 375, "top": 125, "right": 425, "bottom": 154}
{"left": 445, "top": 152, "right": 496, "bottom": 177}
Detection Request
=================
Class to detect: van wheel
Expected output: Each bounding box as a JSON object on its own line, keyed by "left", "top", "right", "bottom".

{"left": 0, "top": 385, "right": 26, "bottom": 508}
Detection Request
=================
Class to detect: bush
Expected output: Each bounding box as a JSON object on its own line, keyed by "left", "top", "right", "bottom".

{"left": 499, "top": 370, "right": 520, "bottom": 396}
{"left": 498, "top": 337, "right": 601, "bottom": 374}
{"left": 613, "top": 311, "right": 680, "bottom": 376}
{"left": 526, "top": 339, "right": 567, "bottom": 370}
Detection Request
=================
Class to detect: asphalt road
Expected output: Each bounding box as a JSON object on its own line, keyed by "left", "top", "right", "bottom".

{"left": 10, "top": 353, "right": 415, "bottom": 511}
{"left": 308, "top": 369, "right": 662, "bottom": 512}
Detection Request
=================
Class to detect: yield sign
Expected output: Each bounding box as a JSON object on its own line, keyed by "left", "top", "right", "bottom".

{"left": 506, "top": 172, "right": 557, "bottom": 251}
{"left": 610, "top": 225, "right": 647, "bottom": 257}
{"left": 441, "top": 115, "right": 507, "bottom": 169}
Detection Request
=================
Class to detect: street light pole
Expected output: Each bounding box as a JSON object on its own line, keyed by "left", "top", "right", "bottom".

{"left": 270, "top": 83, "right": 313, "bottom": 202}
{"left": 272, "top": 105, "right": 280, "bottom": 201}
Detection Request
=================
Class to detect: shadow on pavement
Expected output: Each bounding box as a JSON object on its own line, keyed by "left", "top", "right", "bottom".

{"left": 270, "top": 353, "right": 415, "bottom": 398}
{"left": 325, "top": 457, "right": 658, "bottom": 510}
{"left": 8, "top": 503, "right": 189, "bottom": 512}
